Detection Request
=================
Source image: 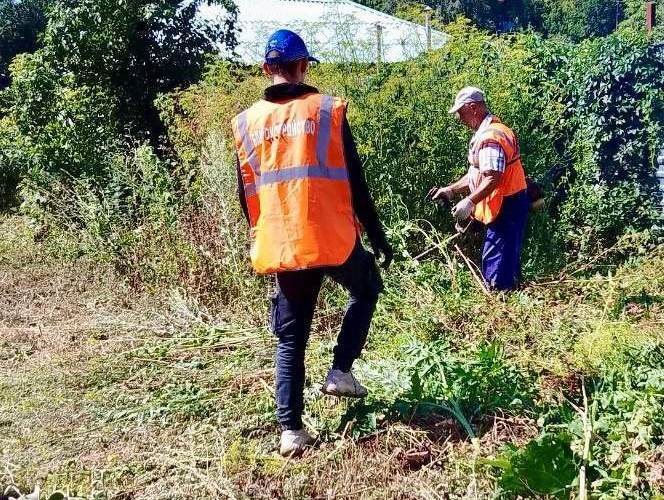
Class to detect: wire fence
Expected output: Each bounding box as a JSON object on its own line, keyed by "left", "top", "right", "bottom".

{"left": 207, "top": 5, "right": 448, "bottom": 64}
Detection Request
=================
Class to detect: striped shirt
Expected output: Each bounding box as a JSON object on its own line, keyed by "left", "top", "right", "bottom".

{"left": 468, "top": 115, "right": 506, "bottom": 192}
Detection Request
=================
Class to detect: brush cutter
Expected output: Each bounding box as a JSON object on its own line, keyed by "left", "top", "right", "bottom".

{"left": 414, "top": 190, "right": 473, "bottom": 261}
{"left": 419, "top": 190, "right": 490, "bottom": 294}
{"left": 427, "top": 189, "right": 473, "bottom": 234}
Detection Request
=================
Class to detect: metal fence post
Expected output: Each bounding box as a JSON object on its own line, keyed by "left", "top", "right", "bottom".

{"left": 375, "top": 23, "right": 383, "bottom": 64}
{"left": 424, "top": 7, "right": 432, "bottom": 51}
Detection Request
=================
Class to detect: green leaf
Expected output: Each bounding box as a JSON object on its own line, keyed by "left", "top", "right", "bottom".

{"left": 495, "top": 433, "right": 577, "bottom": 499}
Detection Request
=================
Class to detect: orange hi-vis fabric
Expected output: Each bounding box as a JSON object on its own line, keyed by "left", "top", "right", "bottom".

{"left": 231, "top": 93, "right": 357, "bottom": 274}
{"left": 468, "top": 117, "right": 527, "bottom": 224}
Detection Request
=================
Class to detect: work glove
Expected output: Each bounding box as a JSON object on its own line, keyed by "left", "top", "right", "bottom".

{"left": 371, "top": 237, "right": 393, "bottom": 269}
{"left": 427, "top": 186, "right": 453, "bottom": 207}
{"left": 451, "top": 197, "right": 475, "bottom": 222}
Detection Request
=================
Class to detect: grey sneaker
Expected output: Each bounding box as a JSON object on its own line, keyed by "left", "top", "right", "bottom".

{"left": 321, "top": 368, "right": 368, "bottom": 398}
{"left": 280, "top": 429, "right": 314, "bottom": 457}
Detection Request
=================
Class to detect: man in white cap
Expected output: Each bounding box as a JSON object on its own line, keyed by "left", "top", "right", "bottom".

{"left": 428, "top": 86, "right": 529, "bottom": 291}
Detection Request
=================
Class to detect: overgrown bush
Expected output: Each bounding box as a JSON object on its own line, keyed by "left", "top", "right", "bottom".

{"left": 2, "top": 17, "right": 662, "bottom": 292}
{"left": 159, "top": 20, "right": 663, "bottom": 283}
{"left": 0, "top": 0, "right": 238, "bottom": 207}
{"left": 560, "top": 35, "right": 664, "bottom": 255}
{"left": 492, "top": 342, "right": 664, "bottom": 499}
{"left": 0, "top": 0, "right": 51, "bottom": 90}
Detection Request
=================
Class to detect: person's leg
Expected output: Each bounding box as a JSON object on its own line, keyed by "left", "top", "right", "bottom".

{"left": 482, "top": 194, "right": 524, "bottom": 291}
{"left": 273, "top": 269, "right": 323, "bottom": 430}
{"left": 482, "top": 221, "right": 507, "bottom": 290}
{"left": 326, "top": 240, "right": 383, "bottom": 372}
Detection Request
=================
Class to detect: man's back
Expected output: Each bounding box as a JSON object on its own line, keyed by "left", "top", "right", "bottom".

{"left": 232, "top": 90, "right": 357, "bottom": 273}
{"left": 229, "top": 29, "right": 392, "bottom": 456}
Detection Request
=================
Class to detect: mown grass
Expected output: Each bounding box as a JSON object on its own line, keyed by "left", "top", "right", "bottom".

{"left": 1, "top": 215, "right": 663, "bottom": 499}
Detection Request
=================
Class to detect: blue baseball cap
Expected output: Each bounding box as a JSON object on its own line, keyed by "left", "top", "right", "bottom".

{"left": 264, "top": 29, "right": 320, "bottom": 64}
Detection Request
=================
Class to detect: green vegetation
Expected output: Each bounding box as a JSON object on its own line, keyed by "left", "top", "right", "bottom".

{"left": 0, "top": 1, "right": 663, "bottom": 499}
{"left": 163, "top": 21, "right": 662, "bottom": 265}
{"left": 1, "top": 215, "right": 663, "bottom": 498}
{"left": 359, "top": 0, "right": 664, "bottom": 40}
{"left": 0, "top": 0, "right": 238, "bottom": 208}
{"left": 0, "top": 0, "right": 51, "bottom": 89}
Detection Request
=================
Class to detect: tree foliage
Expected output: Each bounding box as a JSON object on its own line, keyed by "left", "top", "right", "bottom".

{"left": 40, "top": 0, "right": 238, "bottom": 142}
{"left": 360, "top": 0, "right": 533, "bottom": 31}
{"left": 356, "top": 0, "right": 661, "bottom": 39}
{"left": 0, "top": 0, "right": 238, "bottom": 208}
{"left": 0, "top": 0, "right": 51, "bottom": 89}
{"left": 556, "top": 34, "right": 664, "bottom": 253}
{"left": 529, "top": 0, "right": 624, "bottom": 41}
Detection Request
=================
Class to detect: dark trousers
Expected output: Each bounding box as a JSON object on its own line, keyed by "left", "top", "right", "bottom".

{"left": 270, "top": 240, "right": 383, "bottom": 431}
{"left": 482, "top": 190, "right": 529, "bottom": 291}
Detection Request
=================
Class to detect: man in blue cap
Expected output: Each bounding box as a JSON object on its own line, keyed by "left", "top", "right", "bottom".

{"left": 232, "top": 30, "right": 393, "bottom": 456}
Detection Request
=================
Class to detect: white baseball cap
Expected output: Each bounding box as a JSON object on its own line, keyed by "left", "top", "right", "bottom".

{"left": 448, "top": 86, "right": 486, "bottom": 114}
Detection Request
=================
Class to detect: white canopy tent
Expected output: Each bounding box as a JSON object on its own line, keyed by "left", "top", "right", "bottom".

{"left": 198, "top": 0, "right": 448, "bottom": 64}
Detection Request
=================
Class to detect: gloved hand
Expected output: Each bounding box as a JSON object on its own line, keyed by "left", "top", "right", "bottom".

{"left": 427, "top": 186, "right": 453, "bottom": 206}
{"left": 371, "top": 237, "right": 393, "bottom": 269}
{"left": 451, "top": 197, "right": 475, "bottom": 222}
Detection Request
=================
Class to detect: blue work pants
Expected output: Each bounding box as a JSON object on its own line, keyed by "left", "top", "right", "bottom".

{"left": 482, "top": 190, "right": 529, "bottom": 291}
{"left": 270, "top": 240, "right": 383, "bottom": 431}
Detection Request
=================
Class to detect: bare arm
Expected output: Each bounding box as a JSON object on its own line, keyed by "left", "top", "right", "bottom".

{"left": 428, "top": 173, "right": 470, "bottom": 203}
{"left": 447, "top": 173, "right": 470, "bottom": 196}
{"left": 469, "top": 170, "right": 502, "bottom": 205}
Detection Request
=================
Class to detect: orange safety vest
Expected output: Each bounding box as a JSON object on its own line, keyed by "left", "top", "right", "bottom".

{"left": 468, "top": 117, "right": 527, "bottom": 224}
{"left": 231, "top": 93, "right": 357, "bottom": 274}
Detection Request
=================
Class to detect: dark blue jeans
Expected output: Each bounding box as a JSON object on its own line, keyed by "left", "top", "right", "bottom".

{"left": 270, "top": 240, "right": 383, "bottom": 431}
{"left": 482, "top": 190, "right": 529, "bottom": 291}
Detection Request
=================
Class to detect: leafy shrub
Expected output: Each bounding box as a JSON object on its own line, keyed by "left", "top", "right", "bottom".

{"left": 530, "top": 0, "right": 625, "bottom": 41}
{"left": 404, "top": 341, "right": 535, "bottom": 436}
{"left": 0, "top": 0, "right": 50, "bottom": 90}
{"left": 3, "top": 51, "right": 121, "bottom": 181}
{"left": 489, "top": 433, "right": 578, "bottom": 499}
{"left": 0, "top": 0, "right": 239, "bottom": 216}
{"left": 349, "top": 340, "right": 534, "bottom": 438}
{"left": 583, "top": 344, "right": 664, "bottom": 499}
{"left": 0, "top": 113, "right": 24, "bottom": 208}
{"left": 495, "top": 342, "right": 664, "bottom": 499}
{"left": 557, "top": 34, "right": 664, "bottom": 256}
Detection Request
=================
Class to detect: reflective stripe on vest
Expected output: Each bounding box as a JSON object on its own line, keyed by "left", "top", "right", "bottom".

{"left": 236, "top": 165, "right": 349, "bottom": 197}
{"left": 231, "top": 93, "right": 357, "bottom": 274}
{"left": 236, "top": 111, "right": 261, "bottom": 176}
{"left": 259, "top": 164, "right": 348, "bottom": 185}
{"left": 469, "top": 118, "right": 527, "bottom": 225}
{"left": 316, "top": 94, "right": 334, "bottom": 167}
{"left": 234, "top": 96, "right": 343, "bottom": 190}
